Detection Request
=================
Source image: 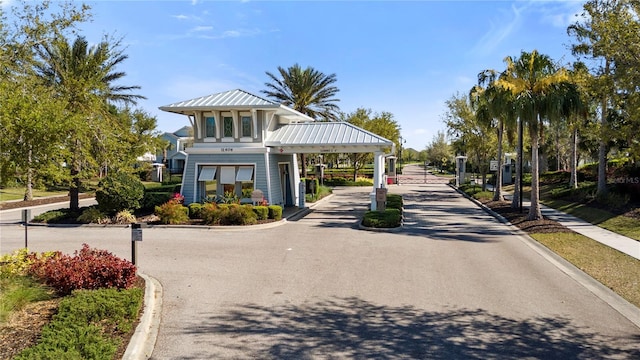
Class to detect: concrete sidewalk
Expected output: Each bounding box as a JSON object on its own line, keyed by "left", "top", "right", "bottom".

{"left": 503, "top": 194, "right": 640, "bottom": 261}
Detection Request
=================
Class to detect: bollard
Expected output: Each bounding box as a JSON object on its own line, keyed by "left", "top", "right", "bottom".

{"left": 131, "top": 223, "right": 143, "bottom": 265}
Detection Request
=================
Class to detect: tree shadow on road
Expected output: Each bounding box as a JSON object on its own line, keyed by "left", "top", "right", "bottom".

{"left": 182, "top": 296, "right": 639, "bottom": 359}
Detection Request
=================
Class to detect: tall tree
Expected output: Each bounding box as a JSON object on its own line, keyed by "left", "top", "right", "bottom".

{"left": 497, "top": 50, "right": 568, "bottom": 220}
{"left": 36, "top": 35, "right": 145, "bottom": 210}
{"left": 444, "top": 92, "right": 496, "bottom": 190}
{"left": 425, "top": 132, "right": 452, "bottom": 174}
{"left": 262, "top": 64, "right": 340, "bottom": 177}
{"left": 568, "top": 0, "right": 640, "bottom": 196}
{"left": 0, "top": 0, "right": 91, "bottom": 198}
{"left": 342, "top": 108, "right": 400, "bottom": 181}
{"left": 471, "top": 70, "right": 517, "bottom": 200}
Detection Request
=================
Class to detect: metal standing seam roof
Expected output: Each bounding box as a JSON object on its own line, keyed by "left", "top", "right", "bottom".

{"left": 160, "top": 89, "right": 277, "bottom": 110}
{"left": 265, "top": 122, "right": 394, "bottom": 147}
{"left": 159, "top": 89, "right": 315, "bottom": 123}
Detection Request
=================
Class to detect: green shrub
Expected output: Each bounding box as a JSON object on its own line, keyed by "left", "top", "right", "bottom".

{"left": 362, "top": 208, "right": 402, "bottom": 228}
{"left": 253, "top": 205, "right": 269, "bottom": 220}
{"left": 386, "top": 194, "right": 403, "bottom": 210}
{"left": 77, "top": 207, "right": 109, "bottom": 224}
{"left": 15, "top": 287, "right": 143, "bottom": 360}
{"left": 472, "top": 191, "right": 494, "bottom": 201}
{"left": 0, "top": 248, "right": 36, "bottom": 277}
{"left": 141, "top": 191, "right": 173, "bottom": 210}
{"left": 95, "top": 172, "right": 145, "bottom": 214}
{"left": 228, "top": 205, "right": 257, "bottom": 225}
{"left": 268, "top": 205, "right": 283, "bottom": 220}
{"left": 33, "top": 209, "right": 80, "bottom": 223}
{"left": 114, "top": 210, "right": 136, "bottom": 224}
{"left": 200, "top": 203, "right": 219, "bottom": 224}
{"left": 155, "top": 200, "right": 189, "bottom": 225}
{"left": 188, "top": 203, "right": 203, "bottom": 219}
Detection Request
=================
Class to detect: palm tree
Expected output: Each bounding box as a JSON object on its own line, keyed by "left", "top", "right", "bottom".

{"left": 36, "top": 35, "right": 144, "bottom": 210}
{"left": 263, "top": 64, "right": 340, "bottom": 177}
{"left": 497, "top": 50, "right": 568, "bottom": 220}
{"left": 471, "top": 69, "right": 518, "bottom": 201}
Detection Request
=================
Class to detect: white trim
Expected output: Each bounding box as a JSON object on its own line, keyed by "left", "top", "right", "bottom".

{"left": 264, "top": 150, "right": 273, "bottom": 205}
{"left": 251, "top": 109, "right": 258, "bottom": 139}
{"left": 186, "top": 147, "right": 268, "bottom": 154}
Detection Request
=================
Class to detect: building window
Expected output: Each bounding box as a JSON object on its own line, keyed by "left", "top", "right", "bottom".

{"left": 198, "top": 166, "right": 217, "bottom": 201}
{"left": 205, "top": 117, "right": 215, "bottom": 138}
{"left": 223, "top": 116, "right": 233, "bottom": 138}
{"left": 241, "top": 116, "right": 252, "bottom": 138}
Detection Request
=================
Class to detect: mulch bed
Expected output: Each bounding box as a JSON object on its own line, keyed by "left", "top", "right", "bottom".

{"left": 482, "top": 199, "right": 573, "bottom": 234}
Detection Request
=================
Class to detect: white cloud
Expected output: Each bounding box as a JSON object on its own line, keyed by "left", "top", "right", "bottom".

{"left": 172, "top": 14, "right": 189, "bottom": 20}
{"left": 537, "top": 1, "right": 585, "bottom": 28}
{"left": 0, "top": 0, "right": 13, "bottom": 8}
{"left": 471, "top": 3, "right": 525, "bottom": 57}
{"left": 191, "top": 25, "right": 213, "bottom": 32}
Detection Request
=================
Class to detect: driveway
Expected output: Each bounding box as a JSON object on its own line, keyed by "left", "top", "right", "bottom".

{"left": 1, "top": 185, "right": 638, "bottom": 359}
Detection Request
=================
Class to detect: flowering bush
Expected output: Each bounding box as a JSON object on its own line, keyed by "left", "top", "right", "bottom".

{"left": 155, "top": 197, "right": 189, "bottom": 224}
{"left": 27, "top": 244, "right": 137, "bottom": 296}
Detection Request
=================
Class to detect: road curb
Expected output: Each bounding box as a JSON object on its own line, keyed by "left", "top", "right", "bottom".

{"left": 123, "top": 273, "right": 163, "bottom": 360}
{"left": 451, "top": 185, "right": 640, "bottom": 329}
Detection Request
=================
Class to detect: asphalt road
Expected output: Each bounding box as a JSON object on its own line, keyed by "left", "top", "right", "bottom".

{"left": 1, "top": 184, "right": 638, "bottom": 359}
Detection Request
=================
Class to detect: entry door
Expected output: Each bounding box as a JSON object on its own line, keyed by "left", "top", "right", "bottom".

{"left": 279, "top": 163, "right": 293, "bottom": 206}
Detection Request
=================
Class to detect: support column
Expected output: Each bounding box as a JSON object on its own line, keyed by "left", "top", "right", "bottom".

{"left": 291, "top": 153, "right": 300, "bottom": 207}
{"left": 370, "top": 151, "right": 384, "bottom": 210}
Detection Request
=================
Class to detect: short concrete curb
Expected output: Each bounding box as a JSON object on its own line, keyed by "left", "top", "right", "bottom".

{"left": 452, "top": 185, "right": 640, "bottom": 329}
{"left": 123, "top": 273, "right": 163, "bottom": 360}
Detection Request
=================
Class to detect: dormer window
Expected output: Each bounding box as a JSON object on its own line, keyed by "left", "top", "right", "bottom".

{"left": 223, "top": 115, "right": 234, "bottom": 138}
{"left": 205, "top": 116, "right": 216, "bottom": 138}
{"left": 241, "top": 114, "right": 252, "bottom": 138}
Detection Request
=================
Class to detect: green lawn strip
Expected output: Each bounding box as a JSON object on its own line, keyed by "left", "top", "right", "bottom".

{"left": 0, "top": 276, "right": 53, "bottom": 322}
{"left": 531, "top": 232, "right": 640, "bottom": 308}
{"left": 15, "top": 287, "right": 144, "bottom": 360}
{"left": 542, "top": 199, "right": 640, "bottom": 241}
{"left": 0, "top": 188, "right": 69, "bottom": 202}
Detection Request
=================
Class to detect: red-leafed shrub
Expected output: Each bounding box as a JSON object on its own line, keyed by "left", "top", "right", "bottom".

{"left": 28, "top": 244, "right": 137, "bottom": 295}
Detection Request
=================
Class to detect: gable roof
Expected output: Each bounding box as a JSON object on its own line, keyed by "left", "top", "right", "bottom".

{"left": 159, "top": 89, "right": 315, "bottom": 123}
{"left": 265, "top": 122, "right": 394, "bottom": 154}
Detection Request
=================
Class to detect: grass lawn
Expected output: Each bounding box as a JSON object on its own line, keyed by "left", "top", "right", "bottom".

{"left": 532, "top": 232, "right": 640, "bottom": 308}
{"left": 541, "top": 198, "right": 640, "bottom": 241}
{"left": 0, "top": 188, "right": 69, "bottom": 202}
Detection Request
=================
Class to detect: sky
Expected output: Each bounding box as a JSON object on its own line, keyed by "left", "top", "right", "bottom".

{"left": 5, "top": 0, "right": 586, "bottom": 151}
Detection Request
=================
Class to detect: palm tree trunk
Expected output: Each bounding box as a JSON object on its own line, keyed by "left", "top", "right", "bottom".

{"left": 528, "top": 127, "right": 543, "bottom": 221}
{"left": 597, "top": 59, "right": 610, "bottom": 197}
{"left": 493, "top": 119, "right": 504, "bottom": 201}
{"left": 570, "top": 126, "right": 578, "bottom": 189}
{"left": 300, "top": 154, "right": 307, "bottom": 178}
{"left": 511, "top": 118, "right": 522, "bottom": 209}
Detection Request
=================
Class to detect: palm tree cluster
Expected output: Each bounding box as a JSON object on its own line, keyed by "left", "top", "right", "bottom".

{"left": 446, "top": 0, "right": 640, "bottom": 221}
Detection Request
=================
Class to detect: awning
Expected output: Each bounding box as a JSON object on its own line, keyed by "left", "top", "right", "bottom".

{"left": 236, "top": 166, "right": 254, "bottom": 182}
{"left": 198, "top": 166, "right": 217, "bottom": 181}
{"left": 219, "top": 166, "right": 236, "bottom": 184}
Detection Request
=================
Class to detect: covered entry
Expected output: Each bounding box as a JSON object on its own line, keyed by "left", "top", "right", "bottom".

{"left": 266, "top": 121, "right": 395, "bottom": 210}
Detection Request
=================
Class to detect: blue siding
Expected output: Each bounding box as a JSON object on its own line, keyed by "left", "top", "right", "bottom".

{"left": 182, "top": 153, "right": 267, "bottom": 204}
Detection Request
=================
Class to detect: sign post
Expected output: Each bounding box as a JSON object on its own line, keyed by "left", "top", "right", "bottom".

{"left": 131, "top": 223, "right": 143, "bottom": 265}
{"left": 22, "top": 209, "right": 31, "bottom": 248}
